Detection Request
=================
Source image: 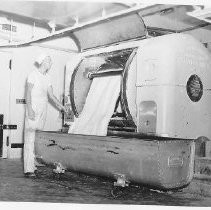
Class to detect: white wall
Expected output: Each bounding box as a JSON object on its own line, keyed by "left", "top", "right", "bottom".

{"left": 0, "top": 17, "right": 50, "bottom": 44}
{"left": 1, "top": 36, "right": 78, "bottom": 158}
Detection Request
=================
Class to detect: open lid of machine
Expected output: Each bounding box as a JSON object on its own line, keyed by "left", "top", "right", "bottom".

{"left": 0, "top": 7, "right": 147, "bottom": 51}
{"left": 71, "top": 13, "right": 147, "bottom": 51}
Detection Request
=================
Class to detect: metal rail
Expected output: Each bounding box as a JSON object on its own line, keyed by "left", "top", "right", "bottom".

{"left": 87, "top": 68, "right": 123, "bottom": 79}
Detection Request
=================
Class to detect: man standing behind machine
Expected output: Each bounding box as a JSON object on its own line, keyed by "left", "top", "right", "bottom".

{"left": 24, "top": 53, "right": 67, "bottom": 178}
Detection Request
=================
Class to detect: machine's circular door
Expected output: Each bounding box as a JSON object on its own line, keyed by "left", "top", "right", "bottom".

{"left": 121, "top": 49, "right": 138, "bottom": 127}
{"left": 69, "top": 56, "right": 106, "bottom": 117}
{"left": 69, "top": 48, "right": 138, "bottom": 129}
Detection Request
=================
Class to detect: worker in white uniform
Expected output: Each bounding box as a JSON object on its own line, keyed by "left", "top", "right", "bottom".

{"left": 24, "top": 53, "right": 67, "bottom": 178}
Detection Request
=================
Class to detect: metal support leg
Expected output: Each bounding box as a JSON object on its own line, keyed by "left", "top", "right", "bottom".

{"left": 114, "top": 174, "right": 129, "bottom": 187}
{"left": 53, "top": 162, "right": 66, "bottom": 174}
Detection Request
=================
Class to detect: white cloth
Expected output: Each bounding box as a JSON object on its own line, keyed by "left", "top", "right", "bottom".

{"left": 69, "top": 75, "right": 121, "bottom": 136}
{"left": 24, "top": 70, "right": 51, "bottom": 173}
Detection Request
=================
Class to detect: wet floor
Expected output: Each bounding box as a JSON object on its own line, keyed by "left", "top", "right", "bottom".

{"left": 0, "top": 159, "right": 211, "bottom": 206}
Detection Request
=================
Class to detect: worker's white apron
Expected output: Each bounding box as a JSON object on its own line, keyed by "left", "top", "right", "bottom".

{"left": 24, "top": 98, "right": 47, "bottom": 173}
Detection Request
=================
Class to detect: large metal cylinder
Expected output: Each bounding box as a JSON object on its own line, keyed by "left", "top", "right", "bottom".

{"left": 68, "top": 33, "right": 211, "bottom": 140}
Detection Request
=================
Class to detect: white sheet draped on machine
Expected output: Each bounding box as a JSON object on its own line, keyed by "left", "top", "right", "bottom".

{"left": 68, "top": 75, "right": 121, "bottom": 136}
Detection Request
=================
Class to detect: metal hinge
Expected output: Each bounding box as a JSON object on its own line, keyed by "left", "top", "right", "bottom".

{"left": 9, "top": 59, "right": 12, "bottom": 70}
{"left": 6, "top": 136, "right": 9, "bottom": 146}
{"left": 0, "top": 124, "right": 17, "bottom": 130}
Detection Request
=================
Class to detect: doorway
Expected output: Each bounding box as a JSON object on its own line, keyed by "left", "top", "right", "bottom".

{"left": 0, "top": 50, "right": 12, "bottom": 158}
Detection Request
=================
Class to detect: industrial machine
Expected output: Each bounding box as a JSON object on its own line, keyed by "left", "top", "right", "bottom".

{"left": 35, "top": 12, "right": 211, "bottom": 190}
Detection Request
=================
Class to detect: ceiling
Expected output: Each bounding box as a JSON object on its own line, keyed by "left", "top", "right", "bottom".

{"left": 0, "top": 1, "right": 210, "bottom": 39}
{"left": 0, "top": 1, "right": 131, "bottom": 29}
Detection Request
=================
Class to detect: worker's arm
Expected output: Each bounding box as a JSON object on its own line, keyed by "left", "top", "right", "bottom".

{"left": 47, "top": 85, "right": 66, "bottom": 113}
{"left": 26, "top": 82, "right": 35, "bottom": 120}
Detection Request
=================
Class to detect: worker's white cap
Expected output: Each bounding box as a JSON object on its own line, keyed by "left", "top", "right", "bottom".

{"left": 35, "top": 53, "right": 50, "bottom": 65}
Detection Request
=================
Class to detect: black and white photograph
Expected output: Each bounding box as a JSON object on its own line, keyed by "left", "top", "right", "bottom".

{"left": 0, "top": 0, "right": 211, "bottom": 209}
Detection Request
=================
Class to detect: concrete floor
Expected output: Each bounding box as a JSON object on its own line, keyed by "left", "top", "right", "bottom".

{"left": 0, "top": 159, "right": 211, "bottom": 206}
